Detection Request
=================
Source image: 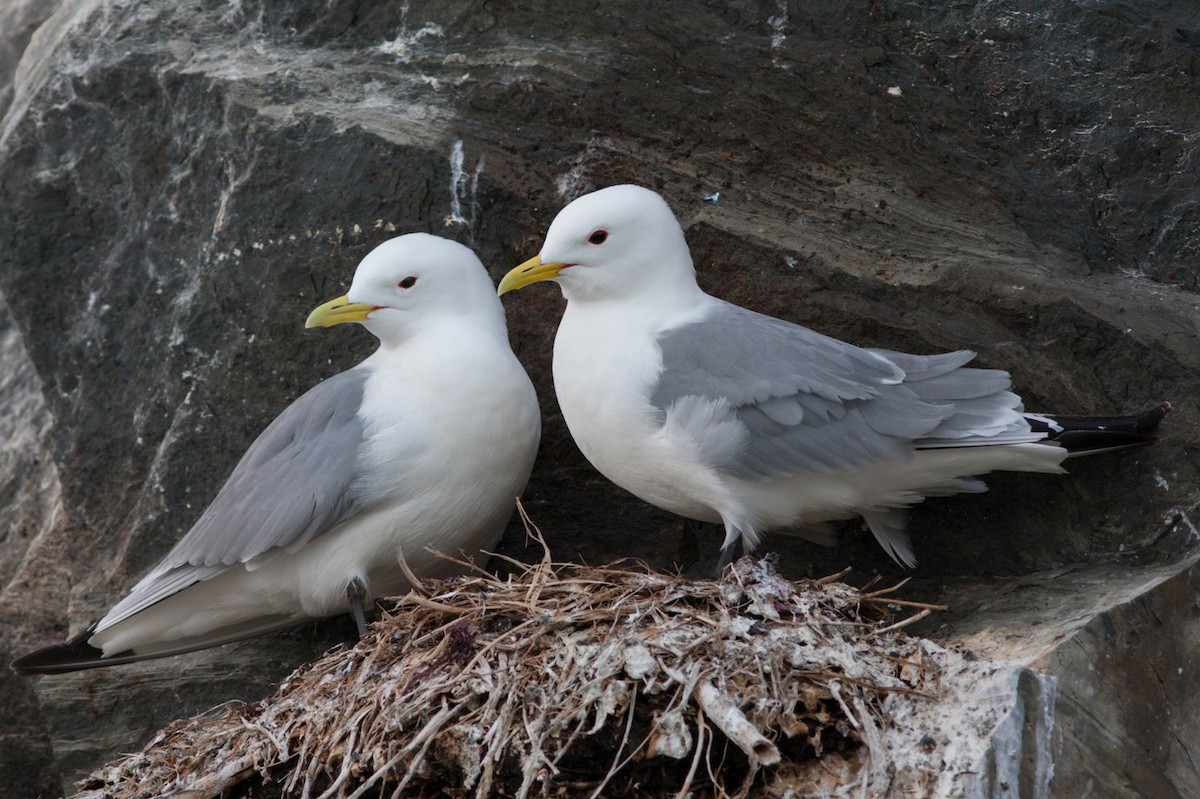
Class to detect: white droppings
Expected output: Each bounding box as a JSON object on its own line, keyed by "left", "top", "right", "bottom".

{"left": 376, "top": 22, "right": 445, "bottom": 62}
{"left": 646, "top": 708, "right": 692, "bottom": 759}
{"left": 768, "top": 1, "right": 788, "bottom": 54}
{"left": 211, "top": 161, "right": 253, "bottom": 243}
{"left": 446, "top": 139, "right": 484, "bottom": 242}
{"left": 1153, "top": 470, "right": 1169, "bottom": 490}
{"left": 887, "top": 86, "right": 903, "bottom": 97}
{"left": 985, "top": 669, "right": 1058, "bottom": 799}
{"left": 555, "top": 136, "right": 614, "bottom": 198}
{"left": 1165, "top": 508, "right": 1199, "bottom": 543}
{"left": 622, "top": 644, "right": 656, "bottom": 679}
{"left": 784, "top": 256, "right": 797, "bottom": 269}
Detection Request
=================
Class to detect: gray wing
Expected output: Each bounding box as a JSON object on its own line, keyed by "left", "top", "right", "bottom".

{"left": 96, "top": 368, "right": 370, "bottom": 629}
{"left": 650, "top": 302, "right": 1031, "bottom": 480}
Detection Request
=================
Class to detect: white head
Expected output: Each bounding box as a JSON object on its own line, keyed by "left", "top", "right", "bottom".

{"left": 306, "top": 233, "right": 507, "bottom": 345}
{"left": 497, "top": 185, "right": 699, "bottom": 303}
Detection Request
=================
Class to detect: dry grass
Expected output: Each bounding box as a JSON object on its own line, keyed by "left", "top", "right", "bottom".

{"left": 73, "top": 515, "right": 947, "bottom": 799}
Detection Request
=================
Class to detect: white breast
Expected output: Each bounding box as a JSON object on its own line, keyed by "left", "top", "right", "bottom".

{"left": 552, "top": 301, "right": 729, "bottom": 524}
{"left": 309, "top": 327, "right": 539, "bottom": 609}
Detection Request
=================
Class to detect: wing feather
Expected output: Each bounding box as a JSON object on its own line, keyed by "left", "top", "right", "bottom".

{"left": 96, "top": 368, "right": 371, "bottom": 631}
{"left": 651, "top": 302, "right": 1040, "bottom": 480}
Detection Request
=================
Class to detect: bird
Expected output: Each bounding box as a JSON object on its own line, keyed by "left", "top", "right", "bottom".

{"left": 496, "top": 184, "right": 1167, "bottom": 571}
{"left": 13, "top": 233, "right": 541, "bottom": 674}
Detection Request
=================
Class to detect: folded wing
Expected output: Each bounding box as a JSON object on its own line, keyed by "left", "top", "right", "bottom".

{"left": 650, "top": 302, "right": 1040, "bottom": 481}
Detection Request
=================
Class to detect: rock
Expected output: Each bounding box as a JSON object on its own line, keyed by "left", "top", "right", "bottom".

{"left": 916, "top": 554, "right": 1200, "bottom": 797}
{"left": 0, "top": 0, "right": 1196, "bottom": 796}
{"left": 0, "top": 295, "right": 64, "bottom": 799}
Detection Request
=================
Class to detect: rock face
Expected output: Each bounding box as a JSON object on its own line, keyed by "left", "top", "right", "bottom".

{"left": 0, "top": 1, "right": 1197, "bottom": 796}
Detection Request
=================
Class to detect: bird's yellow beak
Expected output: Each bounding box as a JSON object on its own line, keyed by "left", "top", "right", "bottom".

{"left": 497, "top": 255, "right": 566, "bottom": 296}
{"left": 305, "top": 295, "right": 379, "bottom": 328}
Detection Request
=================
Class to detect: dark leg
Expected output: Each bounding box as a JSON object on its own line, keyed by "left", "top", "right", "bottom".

{"left": 347, "top": 577, "right": 370, "bottom": 637}
{"left": 676, "top": 518, "right": 701, "bottom": 571}
{"left": 714, "top": 533, "right": 741, "bottom": 578}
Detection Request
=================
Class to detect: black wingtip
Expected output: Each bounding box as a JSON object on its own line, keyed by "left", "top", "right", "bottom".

{"left": 1053, "top": 430, "right": 1160, "bottom": 455}
{"left": 1025, "top": 401, "right": 1171, "bottom": 457}
{"left": 11, "top": 627, "right": 113, "bottom": 676}
{"left": 1146, "top": 400, "right": 1171, "bottom": 428}
{"left": 1028, "top": 401, "right": 1171, "bottom": 436}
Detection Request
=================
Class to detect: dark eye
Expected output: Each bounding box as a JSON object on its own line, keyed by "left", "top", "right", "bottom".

{"left": 587, "top": 229, "right": 608, "bottom": 245}
{"left": 398, "top": 276, "right": 417, "bottom": 289}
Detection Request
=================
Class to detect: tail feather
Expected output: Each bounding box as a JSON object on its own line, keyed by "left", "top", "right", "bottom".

{"left": 1026, "top": 401, "right": 1170, "bottom": 456}
{"left": 861, "top": 509, "right": 916, "bottom": 568}
{"left": 11, "top": 627, "right": 108, "bottom": 676}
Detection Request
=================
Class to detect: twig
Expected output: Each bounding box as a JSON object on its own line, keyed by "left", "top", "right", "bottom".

{"left": 397, "top": 592, "right": 474, "bottom": 616}
{"left": 694, "top": 680, "right": 780, "bottom": 766}
{"left": 815, "top": 566, "right": 853, "bottom": 584}
{"left": 862, "top": 577, "right": 912, "bottom": 598}
{"left": 872, "top": 607, "right": 937, "bottom": 636}
{"left": 396, "top": 547, "right": 431, "bottom": 596}
{"left": 587, "top": 687, "right": 639, "bottom": 799}
{"left": 345, "top": 700, "right": 463, "bottom": 799}
{"left": 673, "top": 712, "right": 708, "bottom": 799}
{"left": 167, "top": 755, "right": 257, "bottom": 798}
{"left": 863, "top": 597, "right": 948, "bottom": 611}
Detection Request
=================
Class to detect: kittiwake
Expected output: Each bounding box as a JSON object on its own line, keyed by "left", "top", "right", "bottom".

{"left": 14, "top": 233, "right": 540, "bottom": 674}
{"left": 497, "top": 184, "right": 1166, "bottom": 570}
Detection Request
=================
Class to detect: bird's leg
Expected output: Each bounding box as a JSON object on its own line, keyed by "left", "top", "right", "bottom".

{"left": 346, "top": 577, "right": 370, "bottom": 637}
{"left": 714, "top": 532, "right": 742, "bottom": 578}
{"left": 677, "top": 518, "right": 701, "bottom": 571}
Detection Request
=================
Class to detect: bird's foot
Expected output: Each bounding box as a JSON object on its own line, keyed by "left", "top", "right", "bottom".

{"left": 714, "top": 540, "right": 740, "bottom": 579}
{"left": 347, "top": 577, "right": 370, "bottom": 637}
{"left": 677, "top": 518, "right": 701, "bottom": 571}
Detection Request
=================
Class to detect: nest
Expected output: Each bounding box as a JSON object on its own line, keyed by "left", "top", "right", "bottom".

{"left": 74, "top": 525, "right": 948, "bottom": 799}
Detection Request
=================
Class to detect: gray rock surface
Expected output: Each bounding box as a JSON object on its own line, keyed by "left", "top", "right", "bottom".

{"left": 0, "top": 0, "right": 1197, "bottom": 796}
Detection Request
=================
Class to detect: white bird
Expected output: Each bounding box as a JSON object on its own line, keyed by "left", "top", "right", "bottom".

{"left": 15, "top": 234, "right": 540, "bottom": 674}
{"left": 497, "top": 185, "right": 1165, "bottom": 571}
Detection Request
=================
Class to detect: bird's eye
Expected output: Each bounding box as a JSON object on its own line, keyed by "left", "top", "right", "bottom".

{"left": 587, "top": 229, "right": 608, "bottom": 245}
{"left": 398, "top": 276, "right": 418, "bottom": 289}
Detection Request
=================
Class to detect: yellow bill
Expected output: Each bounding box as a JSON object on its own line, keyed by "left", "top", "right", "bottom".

{"left": 305, "top": 295, "right": 379, "bottom": 328}
{"left": 497, "top": 255, "right": 567, "bottom": 296}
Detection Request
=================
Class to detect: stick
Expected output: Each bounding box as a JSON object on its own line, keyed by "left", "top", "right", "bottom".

{"left": 815, "top": 567, "right": 853, "bottom": 584}
{"left": 396, "top": 547, "right": 431, "bottom": 596}
{"left": 862, "top": 577, "right": 911, "bottom": 598}
{"left": 693, "top": 680, "right": 780, "bottom": 766}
